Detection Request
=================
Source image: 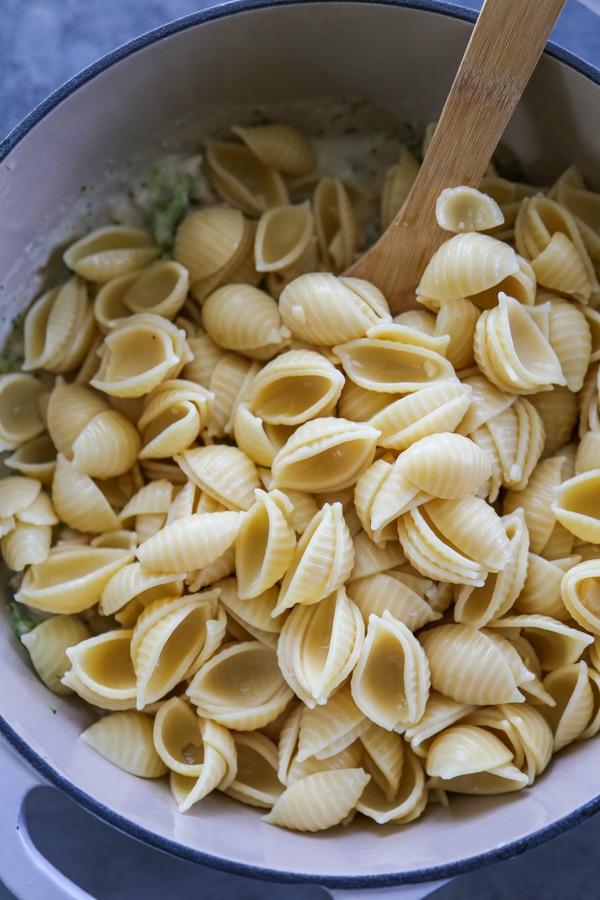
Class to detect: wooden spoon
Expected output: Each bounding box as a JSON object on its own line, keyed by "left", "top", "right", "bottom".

{"left": 346, "top": 0, "right": 567, "bottom": 314}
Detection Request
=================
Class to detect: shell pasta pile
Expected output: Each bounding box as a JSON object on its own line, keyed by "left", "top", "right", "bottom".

{"left": 4, "top": 120, "right": 600, "bottom": 832}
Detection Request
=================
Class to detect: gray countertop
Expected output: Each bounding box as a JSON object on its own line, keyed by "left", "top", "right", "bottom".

{"left": 2, "top": 2, "right": 600, "bottom": 898}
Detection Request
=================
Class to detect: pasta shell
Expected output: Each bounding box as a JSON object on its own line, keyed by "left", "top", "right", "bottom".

{"left": 51, "top": 453, "right": 122, "bottom": 533}
{"left": 404, "top": 690, "right": 477, "bottom": 758}
{"left": 541, "top": 661, "right": 596, "bottom": 751}
{"left": 186, "top": 640, "right": 293, "bottom": 730}
{"left": 218, "top": 577, "right": 287, "bottom": 638}
{"left": 137, "top": 379, "right": 214, "bottom": 459}
{"left": 368, "top": 382, "right": 472, "bottom": 451}
{"left": 356, "top": 742, "right": 427, "bottom": 825}
{"left": 136, "top": 511, "right": 242, "bottom": 575}
{"left": 546, "top": 295, "right": 591, "bottom": 392}
{"left": 3, "top": 433, "right": 57, "bottom": 486}
{"left": 562, "top": 558, "right": 600, "bottom": 635}
{"left": 551, "top": 469, "right": 600, "bottom": 543}
{"left": 254, "top": 201, "right": 314, "bottom": 272}
{"left": 63, "top": 225, "right": 160, "bottom": 282}
{"left": 15, "top": 543, "right": 133, "bottom": 614}
{"left": 206, "top": 352, "right": 260, "bottom": 438}
{"left": 514, "top": 553, "right": 574, "bottom": 620}
{"left": 223, "top": 731, "right": 284, "bottom": 809}
{"left": 347, "top": 570, "right": 442, "bottom": 632}
{"left": 232, "top": 402, "right": 280, "bottom": 467}
{"left": 202, "top": 284, "right": 290, "bottom": 361}
{"left": 120, "top": 260, "right": 188, "bottom": 321}
{"left": 23, "top": 276, "right": 96, "bottom": 373}
{"left": 174, "top": 205, "right": 251, "bottom": 283}
{"left": 1, "top": 523, "right": 53, "bottom": 571}
{"left": 235, "top": 489, "right": 296, "bottom": 599}
{"left": 231, "top": 123, "right": 316, "bottom": 175}
{"left": 71, "top": 409, "right": 141, "bottom": 478}
{"left": 81, "top": 711, "right": 168, "bottom": 778}
{"left": 420, "top": 624, "right": 536, "bottom": 705}
{"left": 64, "top": 629, "right": 136, "bottom": 703}
{"left": 90, "top": 313, "right": 192, "bottom": 398}
{"left": 313, "top": 176, "right": 357, "bottom": 272}
{"left": 425, "top": 725, "right": 528, "bottom": 794}
{"left": 169, "top": 716, "right": 237, "bottom": 813}
{"left": 380, "top": 145, "right": 420, "bottom": 230}
{"left": 206, "top": 140, "right": 289, "bottom": 215}
{"left": 416, "top": 232, "right": 520, "bottom": 303}
{"left": 277, "top": 587, "right": 364, "bottom": 706}
{"left": 338, "top": 379, "right": 395, "bottom": 423}
{"left": 153, "top": 696, "right": 232, "bottom": 779}
{"left": 0, "top": 373, "right": 47, "bottom": 450}
{"left": 393, "top": 432, "right": 492, "bottom": 499}
{"left": 45, "top": 380, "right": 108, "bottom": 459}
{"left": 247, "top": 349, "right": 344, "bottom": 426}
{"left": 358, "top": 721, "right": 404, "bottom": 801}
{"left": 262, "top": 768, "right": 370, "bottom": 831}
{"left": 435, "top": 186, "right": 504, "bottom": 233}
{"left": 278, "top": 272, "right": 391, "bottom": 346}
{"left": 503, "top": 454, "right": 568, "bottom": 554}
{"left": 433, "top": 297, "right": 480, "bottom": 369}
{"left": 456, "top": 373, "right": 514, "bottom": 435}
{"left": 273, "top": 502, "right": 354, "bottom": 616}
{"left": 347, "top": 530, "right": 406, "bottom": 582}
{"left": 20, "top": 614, "right": 92, "bottom": 694}
{"left": 489, "top": 613, "right": 594, "bottom": 671}
{"left": 271, "top": 416, "right": 380, "bottom": 493}
{"left": 295, "top": 687, "right": 368, "bottom": 762}
{"left": 100, "top": 560, "right": 184, "bottom": 617}
{"left": 93, "top": 271, "right": 140, "bottom": 332}
{"left": 176, "top": 445, "right": 261, "bottom": 511}
{"left": 350, "top": 611, "right": 430, "bottom": 730}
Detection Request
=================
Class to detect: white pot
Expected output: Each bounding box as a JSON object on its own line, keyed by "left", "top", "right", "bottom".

{"left": 1, "top": 2, "right": 600, "bottom": 898}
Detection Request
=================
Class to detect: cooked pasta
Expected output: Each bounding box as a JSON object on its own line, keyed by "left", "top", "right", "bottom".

{"left": 4, "top": 117, "right": 600, "bottom": 836}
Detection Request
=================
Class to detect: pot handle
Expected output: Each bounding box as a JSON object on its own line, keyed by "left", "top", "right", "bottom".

{"left": 324, "top": 881, "right": 449, "bottom": 900}
{"left": 0, "top": 733, "right": 94, "bottom": 900}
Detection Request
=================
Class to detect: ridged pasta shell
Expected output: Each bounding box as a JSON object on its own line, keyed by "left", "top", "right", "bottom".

{"left": 432, "top": 297, "right": 480, "bottom": 369}
{"left": 347, "top": 530, "right": 406, "bottom": 582}
{"left": 488, "top": 613, "right": 594, "bottom": 671}
{"left": 262, "top": 768, "right": 370, "bottom": 831}
{"left": 235, "top": 489, "right": 296, "bottom": 599}
{"left": 90, "top": 313, "right": 192, "bottom": 398}
{"left": 0, "top": 474, "right": 42, "bottom": 520}
{"left": 3, "top": 433, "right": 57, "bottom": 485}
{"left": 81, "top": 711, "right": 168, "bottom": 778}
{"left": 70, "top": 409, "right": 141, "bottom": 478}
{"left": 231, "top": 123, "right": 316, "bottom": 175}
{"left": 186, "top": 640, "right": 293, "bottom": 730}
{"left": 514, "top": 553, "right": 573, "bottom": 620}
{"left": 279, "top": 272, "right": 391, "bottom": 346}
{"left": 334, "top": 331, "right": 456, "bottom": 394}
{"left": 63, "top": 225, "right": 160, "bottom": 282}
{"left": 368, "top": 382, "right": 472, "bottom": 451}
{"left": 404, "top": 690, "right": 476, "bottom": 758}
{"left": 51, "top": 453, "right": 122, "bottom": 533}
{"left": 137, "top": 378, "right": 214, "bottom": 459}
{"left": 435, "top": 186, "right": 504, "bottom": 233}
{"left": 202, "top": 283, "right": 290, "bottom": 361}
{"left": 254, "top": 201, "right": 314, "bottom": 272}
{"left": 136, "top": 510, "right": 242, "bottom": 575}
{"left": 546, "top": 296, "right": 592, "bottom": 392}
{"left": 356, "top": 742, "right": 427, "bottom": 825}
{"left": 398, "top": 496, "right": 510, "bottom": 587}
{"left": 168, "top": 715, "right": 237, "bottom": 812}
{"left": 247, "top": 349, "right": 344, "bottom": 426}
{"left": 206, "top": 352, "right": 260, "bottom": 438}
{"left": 23, "top": 276, "right": 96, "bottom": 373}
{"left": 93, "top": 271, "right": 140, "bottom": 332}
{"left": 394, "top": 432, "right": 492, "bottom": 500}
{"left": 100, "top": 560, "right": 184, "bottom": 617}
{"left": 223, "top": 731, "right": 284, "bottom": 809}
{"left": 218, "top": 577, "right": 287, "bottom": 639}
{"left": 46, "top": 380, "right": 108, "bottom": 459}
{"left": 295, "top": 686, "right": 367, "bottom": 762}
{"left": 153, "top": 696, "right": 231, "bottom": 778}
{"left": 65, "top": 629, "right": 136, "bottom": 703}
{"left": 0, "top": 373, "right": 47, "bottom": 450}
{"left": 541, "top": 660, "right": 596, "bottom": 752}
{"left": 503, "top": 454, "right": 568, "bottom": 554}
{"left": 1, "top": 522, "right": 52, "bottom": 571}
{"left": 561, "top": 558, "right": 600, "bottom": 635}
{"left": 20, "top": 613, "right": 92, "bottom": 694}
{"left": 278, "top": 587, "right": 364, "bottom": 707}
{"left": 60, "top": 669, "right": 136, "bottom": 711}
{"left": 474, "top": 294, "right": 566, "bottom": 394}
{"left": 350, "top": 611, "right": 430, "bottom": 730}
{"left": 271, "top": 416, "right": 380, "bottom": 493}
{"left": 358, "top": 721, "right": 404, "bottom": 801}
{"left": 551, "top": 469, "right": 600, "bottom": 543}
{"left": 338, "top": 380, "right": 395, "bottom": 423}
{"left": 273, "top": 502, "right": 354, "bottom": 616}
{"left": 174, "top": 205, "right": 251, "bottom": 283}
{"left": 205, "top": 140, "right": 289, "bottom": 216}
{"left": 313, "top": 176, "right": 357, "bottom": 272}
{"left": 123, "top": 260, "right": 189, "bottom": 320}
{"left": 453, "top": 509, "right": 529, "bottom": 628}
{"left": 176, "top": 445, "right": 260, "bottom": 511}
{"left": 347, "top": 570, "right": 441, "bottom": 632}
{"left": 15, "top": 542, "right": 133, "bottom": 614}
{"left": 420, "top": 623, "right": 535, "bottom": 705}
{"left": 416, "top": 232, "right": 520, "bottom": 303}
{"left": 425, "top": 724, "right": 529, "bottom": 794}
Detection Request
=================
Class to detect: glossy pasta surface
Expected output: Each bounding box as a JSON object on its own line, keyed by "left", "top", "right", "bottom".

{"left": 3, "top": 118, "right": 600, "bottom": 835}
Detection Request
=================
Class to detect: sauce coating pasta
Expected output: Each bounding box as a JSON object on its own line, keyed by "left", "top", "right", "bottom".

{"left": 3, "top": 120, "right": 600, "bottom": 833}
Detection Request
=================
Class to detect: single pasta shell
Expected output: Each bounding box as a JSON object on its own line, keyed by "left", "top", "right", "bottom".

{"left": 420, "top": 623, "right": 534, "bottom": 705}
{"left": 46, "top": 380, "right": 110, "bottom": 459}
{"left": 20, "top": 614, "right": 92, "bottom": 694}
{"left": 404, "top": 690, "right": 477, "bottom": 758}
{"left": 313, "top": 176, "right": 357, "bottom": 272}
{"left": 205, "top": 140, "right": 289, "bottom": 216}
{"left": 138, "top": 380, "right": 214, "bottom": 459}
{"left": 100, "top": 561, "right": 184, "bottom": 617}
{"left": 368, "top": 382, "right": 472, "bottom": 451}
{"left": 333, "top": 334, "right": 456, "bottom": 394}
{"left": 223, "top": 731, "right": 283, "bottom": 809}
{"left": 51, "top": 453, "right": 122, "bottom": 533}
{"left": 65, "top": 629, "right": 136, "bottom": 701}
{"left": 123, "top": 260, "right": 189, "bottom": 320}
{"left": 4, "top": 433, "right": 57, "bottom": 486}
{"left": 435, "top": 186, "right": 504, "bottom": 233}
{"left": 231, "top": 123, "right": 316, "bottom": 175}
{"left": 562, "top": 558, "right": 600, "bottom": 635}
{"left": 547, "top": 296, "right": 592, "bottom": 392}
{"left": 423, "top": 496, "right": 511, "bottom": 573}
{"left": 356, "top": 742, "right": 427, "bottom": 825}
{"left": 350, "top": 610, "right": 430, "bottom": 730}
{"left": 1, "top": 523, "right": 53, "bottom": 571}
{"left": 262, "top": 768, "right": 370, "bottom": 831}
{"left": 93, "top": 271, "right": 141, "bottom": 332}
{"left": 426, "top": 725, "right": 514, "bottom": 780}
{"left": 206, "top": 352, "right": 260, "bottom": 438}
{"left": 173, "top": 206, "right": 250, "bottom": 282}
{"left": 136, "top": 511, "right": 242, "bottom": 574}
{"left": 488, "top": 613, "right": 594, "bottom": 671}
{"left": 279, "top": 272, "right": 391, "bottom": 346}
{"left": 0, "top": 373, "right": 47, "bottom": 450}
{"left": 541, "top": 661, "right": 595, "bottom": 752}
{"left": 247, "top": 348, "right": 345, "bottom": 426}
{"left": 278, "top": 587, "right": 365, "bottom": 707}
{"left": 63, "top": 226, "right": 160, "bottom": 283}
{"left": 71, "top": 409, "right": 141, "bottom": 478}
{"left": 271, "top": 416, "right": 380, "bottom": 493}
{"left": 235, "top": 489, "right": 297, "bottom": 599}
{"left": 15, "top": 543, "right": 133, "bottom": 614}
{"left": 394, "top": 432, "right": 492, "bottom": 499}
{"left": 202, "top": 283, "right": 290, "bottom": 361}
{"left": 82, "top": 711, "right": 168, "bottom": 778}
{"left": 551, "top": 469, "right": 600, "bottom": 543}
{"left": 296, "top": 686, "right": 367, "bottom": 762}
{"left": 416, "top": 232, "right": 520, "bottom": 303}
{"left": 347, "top": 570, "right": 441, "bottom": 633}
{"left": 274, "top": 502, "right": 355, "bottom": 615}
{"left": 254, "top": 201, "right": 314, "bottom": 272}
{"left": 0, "top": 475, "right": 42, "bottom": 518}
{"left": 176, "top": 444, "right": 261, "bottom": 511}
{"left": 186, "top": 640, "right": 293, "bottom": 730}
{"left": 23, "top": 276, "right": 95, "bottom": 373}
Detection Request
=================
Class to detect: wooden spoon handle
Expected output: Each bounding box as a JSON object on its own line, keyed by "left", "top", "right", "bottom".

{"left": 347, "top": 0, "right": 567, "bottom": 314}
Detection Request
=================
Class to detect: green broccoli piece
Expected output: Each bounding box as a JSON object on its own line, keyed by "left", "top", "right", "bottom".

{"left": 9, "top": 601, "right": 40, "bottom": 638}
{"left": 145, "top": 171, "right": 195, "bottom": 249}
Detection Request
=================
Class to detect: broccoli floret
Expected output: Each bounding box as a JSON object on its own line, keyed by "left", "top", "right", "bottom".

{"left": 9, "top": 601, "right": 40, "bottom": 638}
{"left": 145, "top": 171, "right": 195, "bottom": 249}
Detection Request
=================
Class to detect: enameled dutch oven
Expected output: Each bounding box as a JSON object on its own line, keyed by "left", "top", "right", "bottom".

{"left": 2, "top": 2, "right": 600, "bottom": 898}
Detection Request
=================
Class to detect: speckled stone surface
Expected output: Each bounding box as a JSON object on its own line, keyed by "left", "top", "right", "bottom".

{"left": 2, "top": 2, "right": 600, "bottom": 899}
